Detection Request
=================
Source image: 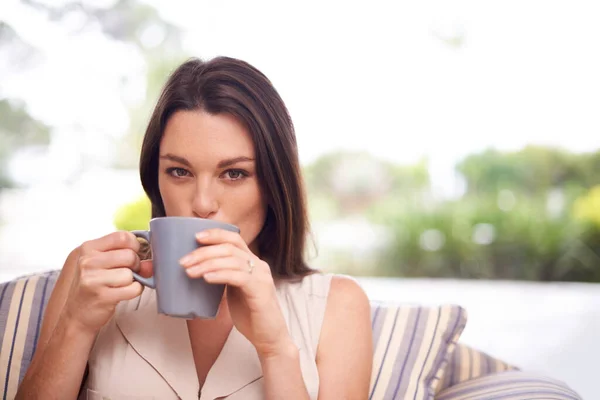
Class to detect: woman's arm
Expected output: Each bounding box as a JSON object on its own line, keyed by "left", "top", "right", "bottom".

{"left": 16, "top": 232, "right": 144, "bottom": 400}
{"left": 15, "top": 312, "right": 97, "bottom": 400}
{"left": 316, "top": 276, "right": 373, "bottom": 399}
{"left": 35, "top": 247, "right": 81, "bottom": 353}
{"left": 15, "top": 247, "right": 93, "bottom": 400}
{"left": 259, "top": 339, "right": 310, "bottom": 400}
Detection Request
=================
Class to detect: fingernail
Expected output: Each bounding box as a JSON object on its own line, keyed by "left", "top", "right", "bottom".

{"left": 179, "top": 256, "right": 192, "bottom": 266}
{"left": 187, "top": 266, "right": 201, "bottom": 276}
{"left": 196, "top": 231, "right": 209, "bottom": 240}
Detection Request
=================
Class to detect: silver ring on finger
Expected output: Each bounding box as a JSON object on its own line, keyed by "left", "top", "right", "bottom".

{"left": 247, "top": 259, "right": 255, "bottom": 275}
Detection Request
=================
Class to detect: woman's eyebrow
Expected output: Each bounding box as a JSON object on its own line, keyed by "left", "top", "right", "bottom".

{"left": 217, "top": 156, "right": 255, "bottom": 168}
{"left": 159, "top": 153, "right": 192, "bottom": 167}
{"left": 159, "top": 154, "right": 255, "bottom": 169}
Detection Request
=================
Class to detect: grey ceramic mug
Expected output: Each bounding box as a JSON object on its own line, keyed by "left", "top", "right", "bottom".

{"left": 132, "top": 216, "right": 240, "bottom": 319}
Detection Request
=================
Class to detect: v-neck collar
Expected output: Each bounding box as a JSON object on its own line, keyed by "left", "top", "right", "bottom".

{"left": 115, "top": 289, "right": 264, "bottom": 400}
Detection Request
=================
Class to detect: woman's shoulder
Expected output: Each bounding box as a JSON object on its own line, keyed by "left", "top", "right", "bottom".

{"left": 326, "top": 275, "right": 371, "bottom": 316}
{"left": 284, "top": 272, "right": 371, "bottom": 322}
{"left": 276, "top": 271, "right": 366, "bottom": 302}
{"left": 274, "top": 272, "right": 370, "bottom": 352}
{"left": 275, "top": 271, "right": 332, "bottom": 298}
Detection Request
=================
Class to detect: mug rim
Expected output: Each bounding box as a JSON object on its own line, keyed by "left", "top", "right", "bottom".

{"left": 149, "top": 216, "right": 239, "bottom": 232}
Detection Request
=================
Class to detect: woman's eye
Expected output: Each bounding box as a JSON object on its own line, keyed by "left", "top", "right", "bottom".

{"left": 224, "top": 169, "right": 247, "bottom": 180}
{"left": 167, "top": 167, "right": 189, "bottom": 178}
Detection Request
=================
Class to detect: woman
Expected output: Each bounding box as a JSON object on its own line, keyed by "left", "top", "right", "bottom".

{"left": 17, "top": 57, "right": 373, "bottom": 399}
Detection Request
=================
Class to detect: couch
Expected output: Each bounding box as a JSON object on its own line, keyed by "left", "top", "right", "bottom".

{"left": 0, "top": 271, "right": 582, "bottom": 399}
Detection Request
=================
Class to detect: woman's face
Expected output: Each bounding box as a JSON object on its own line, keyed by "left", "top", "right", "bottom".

{"left": 158, "top": 110, "right": 267, "bottom": 252}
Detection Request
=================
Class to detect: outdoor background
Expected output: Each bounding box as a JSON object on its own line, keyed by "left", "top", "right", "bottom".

{"left": 0, "top": 0, "right": 599, "bottom": 398}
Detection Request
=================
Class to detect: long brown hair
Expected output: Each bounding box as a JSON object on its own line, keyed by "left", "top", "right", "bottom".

{"left": 139, "top": 57, "right": 313, "bottom": 279}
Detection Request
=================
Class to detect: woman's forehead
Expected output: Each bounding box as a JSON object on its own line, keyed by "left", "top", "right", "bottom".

{"left": 160, "top": 110, "right": 255, "bottom": 157}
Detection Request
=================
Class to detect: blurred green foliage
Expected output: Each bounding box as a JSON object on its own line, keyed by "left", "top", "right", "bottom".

{"left": 114, "top": 195, "right": 152, "bottom": 232}
{"left": 367, "top": 195, "right": 598, "bottom": 282}
{"left": 457, "top": 146, "right": 600, "bottom": 196}
{"left": 375, "top": 147, "right": 599, "bottom": 282}
{"left": 573, "top": 185, "right": 600, "bottom": 228}
{"left": 308, "top": 146, "right": 600, "bottom": 281}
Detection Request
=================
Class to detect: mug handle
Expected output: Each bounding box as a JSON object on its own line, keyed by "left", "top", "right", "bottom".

{"left": 131, "top": 230, "right": 156, "bottom": 289}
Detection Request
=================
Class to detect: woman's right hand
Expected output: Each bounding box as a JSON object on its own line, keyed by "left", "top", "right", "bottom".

{"left": 62, "top": 231, "right": 148, "bottom": 335}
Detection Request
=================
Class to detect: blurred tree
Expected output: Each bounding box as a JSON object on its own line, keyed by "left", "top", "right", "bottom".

{"left": 17, "top": 0, "right": 183, "bottom": 51}
{"left": 0, "top": 21, "right": 42, "bottom": 75}
{"left": 456, "top": 146, "right": 600, "bottom": 197}
{"left": 0, "top": 21, "right": 48, "bottom": 189}
{"left": 0, "top": 0, "right": 187, "bottom": 187}
{"left": 304, "top": 151, "right": 430, "bottom": 215}
{"left": 0, "top": 99, "right": 51, "bottom": 189}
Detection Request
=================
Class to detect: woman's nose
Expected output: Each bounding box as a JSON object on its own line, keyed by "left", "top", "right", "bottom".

{"left": 191, "top": 182, "right": 219, "bottom": 219}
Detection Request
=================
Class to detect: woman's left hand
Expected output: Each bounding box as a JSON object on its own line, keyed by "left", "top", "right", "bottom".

{"left": 179, "top": 228, "right": 294, "bottom": 357}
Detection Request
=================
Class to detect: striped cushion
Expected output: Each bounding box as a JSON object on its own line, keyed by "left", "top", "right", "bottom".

{"left": 436, "top": 370, "right": 582, "bottom": 400}
{"left": 436, "top": 343, "right": 518, "bottom": 393}
{"left": 0, "top": 270, "right": 59, "bottom": 399}
{"left": 369, "top": 303, "right": 467, "bottom": 400}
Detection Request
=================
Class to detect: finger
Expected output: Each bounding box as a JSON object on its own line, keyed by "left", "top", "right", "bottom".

{"left": 185, "top": 256, "right": 245, "bottom": 278}
{"left": 105, "top": 268, "right": 135, "bottom": 288}
{"left": 179, "top": 243, "right": 244, "bottom": 268}
{"left": 79, "top": 249, "right": 140, "bottom": 271}
{"left": 203, "top": 269, "right": 250, "bottom": 287}
{"left": 195, "top": 229, "right": 248, "bottom": 250}
{"left": 80, "top": 268, "right": 134, "bottom": 288}
{"left": 81, "top": 231, "right": 141, "bottom": 254}
{"left": 107, "top": 281, "right": 144, "bottom": 303}
{"left": 138, "top": 259, "right": 154, "bottom": 278}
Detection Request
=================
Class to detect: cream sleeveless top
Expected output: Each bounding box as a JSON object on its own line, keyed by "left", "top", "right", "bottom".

{"left": 81, "top": 272, "right": 333, "bottom": 400}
